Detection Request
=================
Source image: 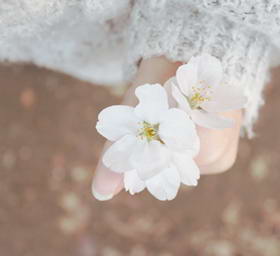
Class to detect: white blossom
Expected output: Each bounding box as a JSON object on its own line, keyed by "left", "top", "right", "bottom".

{"left": 169, "top": 54, "right": 247, "bottom": 129}
{"left": 96, "top": 84, "right": 200, "bottom": 200}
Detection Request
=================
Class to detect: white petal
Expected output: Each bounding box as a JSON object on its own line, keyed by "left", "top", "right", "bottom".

{"left": 124, "top": 170, "right": 146, "bottom": 195}
{"left": 176, "top": 57, "right": 198, "bottom": 96}
{"left": 96, "top": 105, "right": 139, "bottom": 141}
{"left": 196, "top": 54, "right": 223, "bottom": 88}
{"left": 163, "top": 77, "right": 178, "bottom": 108}
{"left": 158, "top": 108, "right": 200, "bottom": 155}
{"left": 191, "top": 110, "right": 234, "bottom": 129}
{"left": 172, "top": 152, "right": 200, "bottom": 186}
{"left": 134, "top": 84, "right": 168, "bottom": 124}
{"left": 130, "top": 139, "right": 169, "bottom": 180}
{"left": 103, "top": 135, "right": 137, "bottom": 173}
{"left": 201, "top": 85, "right": 247, "bottom": 112}
{"left": 171, "top": 84, "right": 192, "bottom": 114}
{"left": 146, "top": 165, "right": 181, "bottom": 201}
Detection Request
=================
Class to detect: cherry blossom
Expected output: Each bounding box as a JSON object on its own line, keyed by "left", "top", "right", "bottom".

{"left": 169, "top": 54, "right": 247, "bottom": 129}
{"left": 96, "top": 84, "right": 200, "bottom": 200}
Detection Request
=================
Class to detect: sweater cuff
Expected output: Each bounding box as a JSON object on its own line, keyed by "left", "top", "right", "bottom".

{"left": 124, "top": 1, "right": 271, "bottom": 137}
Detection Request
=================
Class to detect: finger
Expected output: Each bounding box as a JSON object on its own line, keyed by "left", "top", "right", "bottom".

{"left": 92, "top": 142, "right": 124, "bottom": 201}
{"left": 195, "top": 110, "right": 242, "bottom": 174}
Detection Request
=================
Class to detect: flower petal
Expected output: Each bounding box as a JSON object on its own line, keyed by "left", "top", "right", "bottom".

{"left": 103, "top": 135, "right": 137, "bottom": 173}
{"left": 158, "top": 108, "right": 200, "bottom": 155}
{"left": 96, "top": 105, "right": 139, "bottom": 141}
{"left": 191, "top": 110, "right": 234, "bottom": 129}
{"left": 171, "top": 84, "right": 192, "bottom": 114}
{"left": 134, "top": 84, "right": 168, "bottom": 124}
{"left": 146, "top": 165, "right": 181, "bottom": 201}
{"left": 196, "top": 54, "right": 223, "bottom": 88}
{"left": 201, "top": 85, "right": 247, "bottom": 112}
{"left": 163, "top": 77, "right": 178, "bottom": 108}
{"left": 124, "top": 170, "right": 146, "bottom": 195}
{"left": 172, "top": 152, "right": 200, "bottom": 186}
{"left": 130, "top": 139, "right": 170, "bottom": 180}
{"left": 176, "top": 57, "right": 198, "bottom": 96}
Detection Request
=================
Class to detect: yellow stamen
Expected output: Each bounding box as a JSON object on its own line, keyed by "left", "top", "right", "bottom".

{"left": 144, "top": 126, "right": 156, "bottom": 138}
{"left": 188, "top": 82, "right": 212, "bottom": 109}
{"left": 138, "top": 122, "right": 163, "bottom": 143}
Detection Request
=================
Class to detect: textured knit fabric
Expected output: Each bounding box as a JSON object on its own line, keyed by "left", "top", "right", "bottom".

{"left": 1, "top": 0, "right": 280, "bottom": 136}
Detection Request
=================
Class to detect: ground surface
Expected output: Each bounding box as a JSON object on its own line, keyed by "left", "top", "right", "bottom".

{"left": 1, "top": 64, "right": 280, "bottom": 256}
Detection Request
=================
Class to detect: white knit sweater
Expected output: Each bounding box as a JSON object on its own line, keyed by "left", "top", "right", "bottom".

{"left": 1, "top": 0, "right": 280, "bottom": 136}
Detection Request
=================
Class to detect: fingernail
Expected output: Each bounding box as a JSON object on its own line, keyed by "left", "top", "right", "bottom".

{"left": 92, "top": 161, "right": 124, "bottom": 201}
{"left": 92, "top": 186, "right": 114, "bottom": 201}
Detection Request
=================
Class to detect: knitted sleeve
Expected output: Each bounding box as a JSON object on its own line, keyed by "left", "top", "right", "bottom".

{"left": 0, "top": 0, "right": 132, "bottom": 38}
{"left": 193, "top": 0, "right": 280, "bottom": 47}
{"left": 81, "top": 0, "right": 131, "bottom": 22}
{"left": 124, "top": 0, "right": 273, "bottom": 137}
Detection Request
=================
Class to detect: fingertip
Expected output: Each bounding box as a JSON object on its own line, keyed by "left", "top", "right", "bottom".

{"left": 92, "top": 186, "right": 114, "bottom": 201}
{"left": 92, "top": 162, "right": 124, "bottom": 201}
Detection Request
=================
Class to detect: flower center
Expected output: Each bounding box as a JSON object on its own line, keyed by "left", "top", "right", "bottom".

{"left": 138, "top": 122, "right": 162, "bottom": 142}
{"left": 188, "top": 83, "right": 212, "bottom": 109}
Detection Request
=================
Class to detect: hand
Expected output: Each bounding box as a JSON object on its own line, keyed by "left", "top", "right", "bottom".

{"left": 92, "top": 56, "right": 242, "bottom": 200}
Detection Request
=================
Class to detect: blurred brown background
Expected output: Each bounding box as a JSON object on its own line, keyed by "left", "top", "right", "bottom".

{"left": 1, "top": 64, "right": 280, "bottom": 256}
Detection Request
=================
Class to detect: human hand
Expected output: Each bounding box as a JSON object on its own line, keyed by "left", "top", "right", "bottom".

{"left": 92, "top": 56, "right": 242, "bottom": 200}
